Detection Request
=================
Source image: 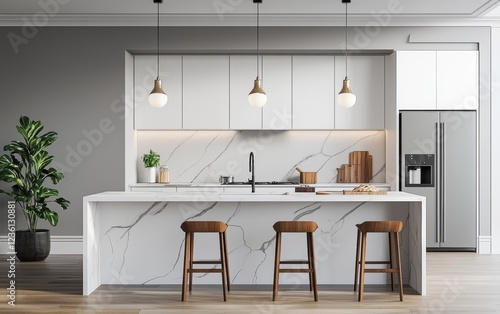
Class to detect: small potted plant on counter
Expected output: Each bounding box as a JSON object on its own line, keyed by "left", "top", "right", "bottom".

{"left": 0, "top": 116, "right": 70, "bottom": 262}
{"left": 142, "top": 149, "right": 160, "bottom": 183}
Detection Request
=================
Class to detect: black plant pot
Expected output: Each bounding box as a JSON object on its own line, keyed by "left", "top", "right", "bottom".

{"left": 15, "top": 229, "right": 51, "bottom": 262}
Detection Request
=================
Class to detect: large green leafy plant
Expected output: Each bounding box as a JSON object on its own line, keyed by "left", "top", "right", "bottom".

{"left": 0, "top": 116, "right": 70, "bottom": 232}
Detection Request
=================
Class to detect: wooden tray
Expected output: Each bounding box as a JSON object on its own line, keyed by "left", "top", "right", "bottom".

{"left": 342, "top": 190, "right": 387, "bottom": 195}
{"left": 315, "top": 191, "right": 342, "bottom": 195}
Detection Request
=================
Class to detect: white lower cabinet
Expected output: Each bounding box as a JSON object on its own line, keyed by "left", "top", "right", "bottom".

{"left": 292, "top": 55, "right": 336, "bottom": 129}
{"left": 134, "top": 55, "right": 183, "bottom": 129}
{"left": 334, "top": 55, "right": 385, "bottom": 129}
{"left": 183, "top": 55, "right": 230, "bottom": 129}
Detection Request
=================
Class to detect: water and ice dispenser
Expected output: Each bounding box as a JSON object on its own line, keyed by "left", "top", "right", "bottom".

{"left": 404, "top": 154, "right": 434, "bottom": 187}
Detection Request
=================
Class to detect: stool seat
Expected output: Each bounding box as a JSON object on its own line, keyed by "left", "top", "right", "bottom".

{"left": 181, "top": 220, "right": 230, "bottom": 302}
{"left": 354, "top": 220, "right": 404, "bottom": 302}
{"left": 356, "top": 221, "right": 403, "bottom": 233}
{"left": 273, "top": 221, "right": 318, "bottom": 233}
{"left": 181, "top": 221, "right": 227, "bottom": 233}
{"left": 273, "top": 220, "right": 318, "bottom": 301}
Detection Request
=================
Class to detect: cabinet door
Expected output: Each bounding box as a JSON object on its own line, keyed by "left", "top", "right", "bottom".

{"left": 397, "top": 51, "right": 437, "bottom": 110}
{"left": 334, "top": 56, "right": 385, "bottom": 129}
{"left": 262, "top": 56, "right": 292, "bottom": 129}
{"left": 183, "top": 55, "right": 230, "bottom": 129}
{"left": 134, "top": 55, "right": 183, "bottom": 129}
{"left": 437, "top": 51, "right": 478, "bottom": 110}
{"left": 229, "top": 55, "right": 262, "bottom": 129}
{"left": 292, "top": 55, "right": 335, "bottom": 129}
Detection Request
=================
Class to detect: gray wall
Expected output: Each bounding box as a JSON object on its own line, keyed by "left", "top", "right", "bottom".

{"left": 0, "top": 26, "right": 492, "bottom": 238}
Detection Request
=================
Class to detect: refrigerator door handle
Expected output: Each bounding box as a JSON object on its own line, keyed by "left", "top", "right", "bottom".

{"left": 435, "top": 122, "right": 440, "bottom": 243}
{"left": 441, "top": 122, "right": 446, "bottom": 243}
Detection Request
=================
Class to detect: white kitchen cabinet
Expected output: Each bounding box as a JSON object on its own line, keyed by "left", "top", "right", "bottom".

{"left": 397, "top": 50, "right": 478, "bottom": 110}
{"left": 397, "top": 51, "right": 437, "bottom": 110}
{"left": 437, "top": 51, "right": 478, "bottom": 110}
{"left": 292, "top": 55, "right": 336, "bottom": 129}
{"left": 262, "top": 56, "right": 292, "bottom": 129}
{"left": 134, "top": 55, "right": 183, "bottom": 129}
{"left": 183, "top": 55, "right": 230, "bottom": 129}
{"left": 229, "top": 55, "right": 262, "bottom": 129}
{"left": 334, "top": 56, "right": 385, "bottom": 129}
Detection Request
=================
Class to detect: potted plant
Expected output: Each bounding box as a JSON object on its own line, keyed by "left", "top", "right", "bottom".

{"left": 0, "top": 116, "right": 70, "bottom": 262}
{"left": 142, "top": 149, "right": 160, "bottom": 183}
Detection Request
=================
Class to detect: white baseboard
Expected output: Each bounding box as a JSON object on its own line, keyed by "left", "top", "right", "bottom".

{"left": 0, "top": 235, "right": 82, "bottom": 254}
{"left": 478, "top": 236, "right": 492, "bottom": 254}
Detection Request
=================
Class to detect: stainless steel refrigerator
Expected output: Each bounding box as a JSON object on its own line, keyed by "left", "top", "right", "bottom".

{"left": 400, "top": 111, "right": 476, "bottom": 251}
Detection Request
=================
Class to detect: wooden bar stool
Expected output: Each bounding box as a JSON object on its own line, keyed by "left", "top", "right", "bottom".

{"left": 180, "top": 221, "right": 230, "bottom": 301}
{"left": 354, "top": 220, "right": 404, "bottom": 302}
{"left": 272, "top": 221, "right": 318, "bottom": 301}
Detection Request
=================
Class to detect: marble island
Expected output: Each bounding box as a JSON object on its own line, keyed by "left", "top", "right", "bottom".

{"left": 83, "top": 191, "right": 425, "bottom": 296}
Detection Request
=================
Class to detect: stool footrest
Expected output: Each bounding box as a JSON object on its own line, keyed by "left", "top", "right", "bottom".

{"left": 364, "top": 269, "right": 400, "bottom": 273}
{"left": 280, "top": 260, "right": 309, "bottom": 265}
{"left": 359, "top": 261, "right": 391, "bottom": 265}
{"left": 188, "top": 269, "right": 223, "bottom": 273}
{"left": 278, "top": 269, "right": 313, "bottom": 273}
{"left": 193, "top": 260, "right": 222, "bottom": 264}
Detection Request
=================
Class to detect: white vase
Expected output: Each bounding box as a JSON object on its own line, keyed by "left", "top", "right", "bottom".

{"left": 146, "top": 167, "right": 156, "bottom": 183}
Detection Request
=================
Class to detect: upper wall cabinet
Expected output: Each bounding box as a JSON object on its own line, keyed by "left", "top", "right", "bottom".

{"left": 397, "top": 51, "right": 478, "bottom": 110}
{"left": 183, "top": 55, "right": 230, "bottom": 129}
{"left": 292, "top": 55, "right": 336, "bottom": 129}
{"left": 229, "top": 55, "right": 262, "bottom": 130}
{"left": 437, "top": 51, "right": 478, "bottom": 110}
{"left": 262, "top": 55, "right": 292, "bottom": 130}
{"left": 134, "top": 55, "right": 183, "bottom": 130}
{"left": 396, "top": 51, "right": 436, "bottom": 110}
{"left": 334, "top": 56, "right": 385, "bottom": 129}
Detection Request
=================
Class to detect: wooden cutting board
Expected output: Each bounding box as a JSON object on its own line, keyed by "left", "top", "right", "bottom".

{"left": 315, "top": 191, "right": 342, "bottom": 195}
{"left": 342, "top": 190, "right": 387, "bottom": 195}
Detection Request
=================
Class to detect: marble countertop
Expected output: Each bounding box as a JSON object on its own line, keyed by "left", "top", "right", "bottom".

{"left": 84, "top": 191, "right": 424, "bottom": 203}
{"left": 129, "top": 182, "right": 392, "bottom": 189}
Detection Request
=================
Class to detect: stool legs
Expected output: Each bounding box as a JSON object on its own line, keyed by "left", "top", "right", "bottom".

{"left": 223, "top": 231, "right": 231, "bottom": 292}
{"left": 272, "top": 231, "right": 282, "bottom": 301}
{"left": 354, "top": 227, "right": 404, "bottom": 302}
{"left": 354, "top": 228, "right": 361, "bottom": 292}
{"left": 395, "top": 231, "right": 404, "bottom": 301}
{"left": 181, "top": 229, "right": 229, "bottom": 302}
{"left": 308, "top": 232, "right": 318, "bottom": 301}
{"left": 218, "top": 232, "right": 227, "bottom": 301}
{"left": 181, "top": 232, "right": 191, "bottom": 302}
{"left": 273, "top": 231, "right": 318, "bottom": 302}
{"left": 358, "top": 231, "right": 367, "bottom": 301}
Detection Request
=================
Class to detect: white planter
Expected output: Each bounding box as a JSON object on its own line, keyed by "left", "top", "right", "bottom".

{"left": 146, "top": 167, "right": 156, "bottom": 183}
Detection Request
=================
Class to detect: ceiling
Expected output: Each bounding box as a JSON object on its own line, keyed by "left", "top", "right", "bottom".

{"left": 1, "top": 0, "right": 500, "bottom": 27}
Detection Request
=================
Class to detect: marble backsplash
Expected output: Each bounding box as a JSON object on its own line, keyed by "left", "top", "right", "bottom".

{"left": 136, "top": 130, "right": 386, "bottom": 184}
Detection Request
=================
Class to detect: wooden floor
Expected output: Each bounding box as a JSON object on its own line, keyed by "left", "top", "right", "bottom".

{"left": 1, "top": 253, "right": 499, "bottom": 313}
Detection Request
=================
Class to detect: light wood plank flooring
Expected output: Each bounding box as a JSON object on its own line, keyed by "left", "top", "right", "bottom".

{"left": 1, "top": 253, "right": 499, "bottom": 313}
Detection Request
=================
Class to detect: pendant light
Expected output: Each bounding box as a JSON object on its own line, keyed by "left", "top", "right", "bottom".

{"left": 149, "top": 0, "right": 168, "bottom": 108}
{"left": 337, "top": 0, "right": 356, "bottom": 108}
{"left": 248, "top": 0, "right": 267, "bottom": 108}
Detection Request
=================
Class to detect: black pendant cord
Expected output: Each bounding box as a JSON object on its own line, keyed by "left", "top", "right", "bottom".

{"left": 344, "top": 0, "right": 347, "bottom": 77}
{"left": 157, "top": 1, "right": 160, "bottom": 78}
{"left": 256, "top": 2, "right": 260, "bottom": 78}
